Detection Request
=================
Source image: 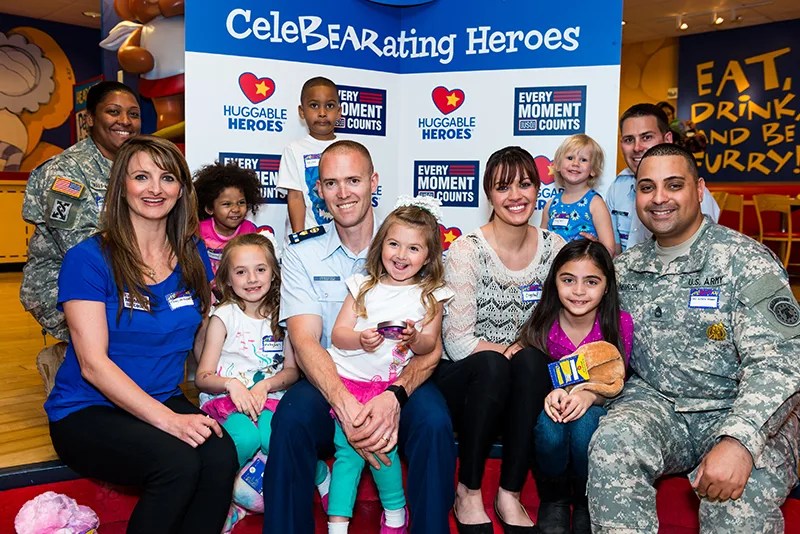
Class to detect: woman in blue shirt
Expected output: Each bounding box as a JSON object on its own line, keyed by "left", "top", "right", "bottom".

{"left": 46, "top": 135, "right": 238, "bottom": 533}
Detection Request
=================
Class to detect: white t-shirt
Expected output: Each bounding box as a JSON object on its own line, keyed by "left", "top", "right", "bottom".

{"left": 198, "top": 302, "right": 286, "bottom": 406}
{"left": 276, "top": 135, "right": 339, "bottom": 236}
{"left": 328, "top": 274, "right": 454, "bottom": 382}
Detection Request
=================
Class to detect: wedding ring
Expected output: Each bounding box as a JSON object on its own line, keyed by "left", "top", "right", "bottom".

{"left": 382, "top": 435, "right": 390, "bottom": 441}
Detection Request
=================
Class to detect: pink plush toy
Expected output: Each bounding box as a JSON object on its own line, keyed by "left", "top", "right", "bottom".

{"left": 14, "top": 491, "right": 99, "bottom": 534}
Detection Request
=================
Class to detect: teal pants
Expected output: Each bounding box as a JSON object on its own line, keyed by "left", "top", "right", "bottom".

{"left": 223, "top": 410, "right": 328, "bottom": 486}
{"left": 327, "top": 421, "right": 406, "bottom": 518}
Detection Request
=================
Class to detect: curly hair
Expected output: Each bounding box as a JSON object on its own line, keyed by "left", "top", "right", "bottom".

{"left": 194, "top": 162, "right": 263, "bottom": 220}
{"left": 214, "top": 233, "right": 283, "bottom": 339}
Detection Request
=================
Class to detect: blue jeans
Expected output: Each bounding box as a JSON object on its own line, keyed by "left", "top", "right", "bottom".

{"left": 534, "top": 405, "right": 605, "bottom": 478}
{"left": 262, "top": 379, "right": 456, "bottom": 534}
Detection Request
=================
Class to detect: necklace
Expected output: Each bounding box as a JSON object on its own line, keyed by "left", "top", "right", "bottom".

{"left": 144, "top": 267, "right": 157, "bottom": 280}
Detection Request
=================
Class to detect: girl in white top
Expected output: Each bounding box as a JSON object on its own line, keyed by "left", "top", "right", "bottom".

{"left": 326, "top": 197, "right": 454, "bottom": 534}
{"left": 196, "top": 233, "right": 329, "bottom": 528}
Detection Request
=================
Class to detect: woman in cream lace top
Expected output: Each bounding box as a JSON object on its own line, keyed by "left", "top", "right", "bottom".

{"left": 436, "top": 146, "right": 565, "bottom": 532}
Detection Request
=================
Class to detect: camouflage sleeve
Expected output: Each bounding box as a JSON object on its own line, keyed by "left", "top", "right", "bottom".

{"left": 716, "top": 243, "right": 800, "bottom": 465}
{"left": 20, "top": 155, "right": 90, "bottom": 342}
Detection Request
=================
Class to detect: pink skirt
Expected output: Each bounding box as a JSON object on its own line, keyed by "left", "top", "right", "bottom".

{"left": 202, "top": 395, "right": 280, "bottom": 424}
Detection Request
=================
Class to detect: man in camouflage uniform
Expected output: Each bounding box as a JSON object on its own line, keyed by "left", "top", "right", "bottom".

{"left": 588, "top": 143, "right": 800, "bottom": 533}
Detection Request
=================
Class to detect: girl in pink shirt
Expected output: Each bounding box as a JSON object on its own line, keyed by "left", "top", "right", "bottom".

{"left": 515, "top": 239, "right": 633, "bottom": 534}
{"left": 195, "top": 162, "right": 263, "bottom": 274}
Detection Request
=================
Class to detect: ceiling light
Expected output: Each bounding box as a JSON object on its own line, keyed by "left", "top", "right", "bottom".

{"left": 621, "top": 20, "right": 626, "bottom": 26}
{"left": 676, "top": 16, "right": 688, "bottom": 31}
{"left": 82, "top": 11, "right": 101, "bottom": 18}
{"left": 713, "top": 12, "right": 725, "bottom": 25}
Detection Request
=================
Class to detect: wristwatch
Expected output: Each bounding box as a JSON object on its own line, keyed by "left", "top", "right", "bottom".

{"left": 386, "top": 384, "right": 408, "bottom": 408}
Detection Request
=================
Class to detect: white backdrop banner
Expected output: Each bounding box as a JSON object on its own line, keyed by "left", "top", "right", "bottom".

{"left": 186, "top": 0, "right": 622, "bottom": 248}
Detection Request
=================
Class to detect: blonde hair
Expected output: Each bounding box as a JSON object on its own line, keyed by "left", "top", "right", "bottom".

{"left": 101, "top": 135, "right": 210, "bottom": 320}
{"left": 214, "top": 233, "right": 283, "bottom": 339}
{"left": 552, "top": 134, "right": 604, "bottom": 188}
{"left": 355, "top": 206, "right": 445, "bottom": 325}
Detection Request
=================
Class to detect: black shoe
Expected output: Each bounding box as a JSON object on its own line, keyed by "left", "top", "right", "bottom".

{"left": 453, "top": 506, "right": 493, "bottom": 534}
{"left": 493, "top": 499, "right": 539, "bottom": 534}
{"left": 571, "top": 477, "right": 591, "bottom": 534}
{"left": 535, "top": 476, "right": 571, "bottom": 534}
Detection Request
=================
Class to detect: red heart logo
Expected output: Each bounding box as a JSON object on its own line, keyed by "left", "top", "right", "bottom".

{"left": 439, "top": 224, "right": 462, "bottom": 251}
{"left": 431, "top": 86, "right": 465, "bottom": 115}
{"left": 534, "top": 155, "right": 555, "bottom": 185}
{"left": 239, "top": 73, "right": 275, "bottom": 104}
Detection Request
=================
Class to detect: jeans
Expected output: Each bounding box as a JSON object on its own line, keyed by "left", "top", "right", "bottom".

{"left": 534, "top": 405, "right": 605, "bottom": 478}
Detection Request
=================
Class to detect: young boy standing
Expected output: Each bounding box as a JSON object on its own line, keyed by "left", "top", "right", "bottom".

{"left": 277, "top": 77, "right": 342, "bottom": 237}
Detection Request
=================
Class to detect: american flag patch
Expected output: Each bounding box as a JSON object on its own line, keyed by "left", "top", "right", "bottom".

{"left": 51, "top": 177, "right": 84, "bottom": 198}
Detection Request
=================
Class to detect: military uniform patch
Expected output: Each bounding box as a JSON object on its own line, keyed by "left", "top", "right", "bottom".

{"left": 768, "top": 296, "right": 800, "bottom": 327}
{"left": 49, "top": 199, "right": 73, "bottom": 223}
{"left": 288, "top": 225, "right": 326, "bottom": 245}
{"left": 50, "top": 176, "right": 84, "bottom": 198}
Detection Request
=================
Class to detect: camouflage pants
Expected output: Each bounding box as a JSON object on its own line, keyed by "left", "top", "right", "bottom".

{"left": 587, "top": 380, "right": 798, "bottom": 533}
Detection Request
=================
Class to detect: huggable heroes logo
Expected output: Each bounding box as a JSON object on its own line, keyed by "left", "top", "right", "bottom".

{"left": 418, "top": 86, "right": 476, "bottom": 140}
{"left": 222, "top": 73, "right": 288, "bottom": 133}
{"left": 219, "top": 152, "right": 286, "bottom": 205}
{"left": 335, "top": 84, "right": 387, "bottom": 137}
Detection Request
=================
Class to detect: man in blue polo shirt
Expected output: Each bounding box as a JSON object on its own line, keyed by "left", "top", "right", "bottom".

{"left": 606, "top": 103, "right": 719, "bottom": 253}
{"left": 263, "top": 139, "right": 455, "bottom": 533}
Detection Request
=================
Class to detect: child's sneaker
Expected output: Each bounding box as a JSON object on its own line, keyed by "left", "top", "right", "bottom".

{"left": 379, "top": 506, "right": 408, "bottom": 534}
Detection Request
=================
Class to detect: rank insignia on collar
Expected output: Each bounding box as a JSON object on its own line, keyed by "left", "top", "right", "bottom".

{"left": 288, "top": 225, "right": 326, "bottom": 245}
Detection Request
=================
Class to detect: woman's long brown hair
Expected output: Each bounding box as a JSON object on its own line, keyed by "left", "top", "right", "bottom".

{"left": 101, "top": 135, "right": 210, "bottom": 321}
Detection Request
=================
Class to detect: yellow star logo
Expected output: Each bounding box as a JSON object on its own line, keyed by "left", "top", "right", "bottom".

{"left": 446, "top": 92, "right": 460, "bottom": 107}
{"left": 255, "top": 80, "right": 270, "bottom": 96}
{"left": 444, "top": 229, "right": 459, "bottom": 244}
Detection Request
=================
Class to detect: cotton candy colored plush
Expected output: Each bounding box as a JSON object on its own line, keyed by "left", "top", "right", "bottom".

{"left": 14, "top": 491, "right": 99, "bottom": 534}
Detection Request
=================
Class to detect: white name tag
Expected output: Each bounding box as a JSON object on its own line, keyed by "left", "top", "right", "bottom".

{"left": 123, "top": 293, "right": 150, "bottom": 311}
{"left": 262, "top": 336, "right": 283, "bottom": 353}
{"left": 167, "top": 290, "right": 195, "bottom": 310}
{"left": 520, "top": 283, "right": 542, "bottom": 303}
{"left": 304, "top": 153, "right": 321, "bottom": 168}
{"left": 688, "top": 288, "right": 720, "bottom": 309}
{"left": 552, "top": 214, "right": 570, "bottom": 228}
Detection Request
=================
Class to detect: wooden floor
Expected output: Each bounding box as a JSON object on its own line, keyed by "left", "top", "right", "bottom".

{"left": 0, "top": 270, "right": 59, "bottom": 469}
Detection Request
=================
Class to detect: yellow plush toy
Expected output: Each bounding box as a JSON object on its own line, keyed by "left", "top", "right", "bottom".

{"left": 547, "top": 340, "right": 625, "bottom": 398}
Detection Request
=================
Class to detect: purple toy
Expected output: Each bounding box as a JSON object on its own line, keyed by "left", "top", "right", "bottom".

{"left": 377, "top": 320, "right": 407, "bottom": 340}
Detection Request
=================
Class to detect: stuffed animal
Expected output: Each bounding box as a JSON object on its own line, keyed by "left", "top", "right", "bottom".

{"left": 14, "top": 491, "right": 99, "bottom": 534}
{"left": 547, "top": 340, "right": 625, "bottom": 398}
{"left": 99, "top": 0, "right": 186, "bottom": 137}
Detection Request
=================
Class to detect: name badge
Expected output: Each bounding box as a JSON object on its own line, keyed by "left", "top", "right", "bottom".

{"left": 611, "top": 209, "right": 629, "bottom": 217}
{"left": 206, "top": 248, "right": 222, "bottom": 261}
{"left": 167, "top": 289, "right": 195, "bottom": 310}
{"left": 313, "top": 275, "right": 341, "bottom": 282}
{"left": 262, "top": 335, "right": 283, "bottom": 353}
{"left": 552, "top": 214, "right": 570, "bottom": 228}
{"left": 304, "top": 153, "right": 321, "bottom": 169}
{"left": 520, "top": 282, "right": 542, "bottom": 303}
{"left": 123, "top": 292, "right": 150, "bottom": 311}
{"left": 688, "top": 288, "right": 720, "bottom": 309}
